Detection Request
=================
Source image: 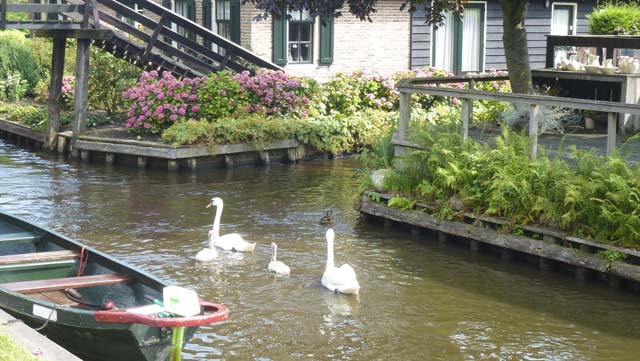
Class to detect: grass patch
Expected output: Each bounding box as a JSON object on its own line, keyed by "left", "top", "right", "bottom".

{"left": 0, "top": 327, "right": 41, "bottom": 361}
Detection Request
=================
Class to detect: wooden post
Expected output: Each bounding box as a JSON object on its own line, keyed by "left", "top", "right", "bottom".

{"left": 461, "top": 98, "right": 471, "bottom": 142}
{"left": 56, "top": 136, "right": 67, "bottom": 154}
{"left": 461, "top": 80, "right": 474, "bottom": 142}
{"left": 437, "top": 232, "right": 447, "bottom": 245}
{"left": 607, "top": 112, "right": 617, "bottom": 156}
{"left": 529, "top": 104, "right": 540, "bottom": 160}
{"left": 80, "top": 150, "right": 90, "bottom": 162}
{"left": 105, "top": 153, "right": 115, "bottom": 165}
{"left": 168, "top": 159, "right": 179, "bottom": 171}
{"left": 259, "top": 151, "right": 270, "bottom": 165}
{"left": 187, "top": 158, "right": 197, "bottom": 171}
{"left": 224, "top": 155, "right": 234, "bottom": 168}
{"left": 137, "top": 156, "right": 147, "bottom": 168}
{"left": 46, "top": 37, "right": 66, "bottom": 151}
{"left": 72, "top": 39, "right": 90, "bottom": 152}
{"left": 398, "top": 92, "right": 411, "bottom": 142}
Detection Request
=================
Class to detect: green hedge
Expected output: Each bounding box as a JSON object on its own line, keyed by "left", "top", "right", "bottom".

{"left": 587, "top": 1, "right": 640, "bottom": 35}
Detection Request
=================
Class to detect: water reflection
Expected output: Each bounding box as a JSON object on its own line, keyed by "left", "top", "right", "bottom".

{"left": 2, "top": 138, "right": 640, "bottom": 360}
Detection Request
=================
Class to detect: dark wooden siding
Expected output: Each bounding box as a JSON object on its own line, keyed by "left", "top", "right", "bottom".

{"left": 411, "top": 0, "right": 598, "bottom": 71}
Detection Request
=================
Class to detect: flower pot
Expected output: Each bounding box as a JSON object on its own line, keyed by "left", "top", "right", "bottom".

{"left": 585, "top": 117, "right": 595, "bottom": 130}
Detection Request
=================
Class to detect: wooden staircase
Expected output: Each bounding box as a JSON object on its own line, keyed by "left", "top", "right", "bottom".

{"left": 0, "top": 0, "right": 283, "bottom": 77}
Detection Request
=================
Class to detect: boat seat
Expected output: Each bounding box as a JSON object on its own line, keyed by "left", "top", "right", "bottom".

{"left": 0, "top": 232, "right": 41, "bottom": 244}
{"left": 0, "top": 250, "right": 79, "bottom": 266}
{"left": 0, "top": 274, "right": 134, "bottom": 294}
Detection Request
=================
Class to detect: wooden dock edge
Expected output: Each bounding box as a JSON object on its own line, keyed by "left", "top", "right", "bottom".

{"left": 0, "top": 119, "right": 318, "bottom": 169}
{"left": 358, "top": 193, "right": 640, "bottom": 284}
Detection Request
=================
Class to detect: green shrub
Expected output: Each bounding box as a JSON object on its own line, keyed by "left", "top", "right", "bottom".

{"left": 6, "top": 105, "right": 48, "bottom": 131}
{"left": 197, "top": 71, "right": 244, "bottom": 120}
{"left": 360, "top": 123, "right": 640, "bottom": 248}
{"left": 587, "top": 1, "right": 640, "bottom": 35}
{"left": 0, "top": 73, "right": 29, "bottom": 101}
{"left": 88, "top": 47, "right": 140, "bottom": 113}
{"left": 162, "top": 109, "right": 395, "bottom": 154}
{"left": 0, "top": 31, "right": 43, "bottom": 95}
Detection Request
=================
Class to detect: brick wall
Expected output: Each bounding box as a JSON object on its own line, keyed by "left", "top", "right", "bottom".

{"left": 243, "top": 1, "right": 411, "bottom": 81}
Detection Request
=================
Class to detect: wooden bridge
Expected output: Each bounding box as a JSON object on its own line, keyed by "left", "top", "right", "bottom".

{"left": 0, "top": 0, "right": 283, "bottom": 151}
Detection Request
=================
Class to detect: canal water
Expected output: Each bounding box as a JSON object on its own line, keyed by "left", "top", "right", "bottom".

{"left": 1, "top": 139, "right": 640, "bottom": 361}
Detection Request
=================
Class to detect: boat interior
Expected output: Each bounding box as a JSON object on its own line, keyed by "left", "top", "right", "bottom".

{"left": 0, "top": 215, "right": 160, "bottom": 311}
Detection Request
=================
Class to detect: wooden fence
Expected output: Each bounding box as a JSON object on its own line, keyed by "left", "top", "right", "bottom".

{"left": 396, "top": 74, "right": 640, "bottom": 159}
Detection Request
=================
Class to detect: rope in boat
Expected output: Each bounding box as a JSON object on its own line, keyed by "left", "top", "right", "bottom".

{"left": 33, "top": 306, "right": 57, "bottom": 331}
{"left": 76, "top": 246, "right": 88, "bottom": 277}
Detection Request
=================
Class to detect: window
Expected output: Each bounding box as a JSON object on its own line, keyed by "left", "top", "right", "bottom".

{"left": 216, "top": 0, "right": 232, "bottom": 40}
{"left": 175, "top": 0, "right": 195, "bottom": 40}
{"left": 432, "top": 2, "right": 485, "bottom": 74}
{"left": 116, "top": 0, "right": 143, "bottom": 27}
{"left": 287, "top": 10, "right": 314, "bottom": 63}
{"left": 272, "top": 11, "right": 334, "bottom": 66}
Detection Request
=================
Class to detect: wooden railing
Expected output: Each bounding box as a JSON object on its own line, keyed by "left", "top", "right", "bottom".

{"left": 396, "top": 74, "right": 640, "bottom": 159}
{"left": 0, "top": 0, "right": 282, "bottom": 76}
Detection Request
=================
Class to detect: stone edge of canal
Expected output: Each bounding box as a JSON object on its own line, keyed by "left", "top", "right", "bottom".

{"left": 0, "top": 308, "right": 81, "bottom": 361}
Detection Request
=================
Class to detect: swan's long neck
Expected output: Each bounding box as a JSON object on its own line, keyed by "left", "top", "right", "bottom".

{"left": 326, "top": 238, "right": 335, "bottom": 270}
{"left": 271, "top": 245, "right": 277, "bottom": 263}
{"left": 211, "top": 202, "right": 222, "bottom": 239}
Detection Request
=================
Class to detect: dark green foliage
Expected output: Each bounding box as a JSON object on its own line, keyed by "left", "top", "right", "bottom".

{"left": 587, "top": 1, "right": 640, "bottom": 35}
{"left": 360, "top": 124, "right": 640, "bottom": 249}
{"left": 197, "top": 71, "right": 244, "bottom": 120}
{"left": 0, "top": 32, "right": 44, "bottom": 95}
{"left": 161, "top": 109, "right": 394, "bottom": 154}
{"left": 88, "top": 48, "right": 140, "bottom": 113}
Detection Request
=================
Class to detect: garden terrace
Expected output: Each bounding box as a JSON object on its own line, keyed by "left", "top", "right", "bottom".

{"left": 0, "top": 0, "right": 281, "bottom": 154}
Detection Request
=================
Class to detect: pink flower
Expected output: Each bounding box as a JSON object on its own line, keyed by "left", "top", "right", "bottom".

{"left": 452, "top": 97, "right": 460, "bottom": 105}
{"left": 191, "top": 105, "right": 200, "bottom": 113}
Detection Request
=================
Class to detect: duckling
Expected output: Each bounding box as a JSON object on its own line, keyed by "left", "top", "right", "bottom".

{"left": 319, "top": 210, "right": 334, "bottom": 226}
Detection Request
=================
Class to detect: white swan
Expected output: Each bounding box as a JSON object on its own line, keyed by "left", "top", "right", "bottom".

{"left": 321, "top": 229, "right": 360, "bottom": 295}
{"left": 207, "top": 197, "right": 256, "bottom": 252}
{"left": 195, "top": 241, "right": 218, "bottom": 262}
{"left": 268, "top": 242, "right": 290, "bottom": 275}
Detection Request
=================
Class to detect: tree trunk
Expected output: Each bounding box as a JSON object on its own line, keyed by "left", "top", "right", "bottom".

{"left": 499, "top": 0, "right": 533, "bottom": 94}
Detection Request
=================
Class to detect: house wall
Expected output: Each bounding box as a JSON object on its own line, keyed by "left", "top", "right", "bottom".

{"left": 242, "top": 1, "right": 411, "bottom": 80}
{"left": 411, "top": 0, "right": 598, "bottom": 71}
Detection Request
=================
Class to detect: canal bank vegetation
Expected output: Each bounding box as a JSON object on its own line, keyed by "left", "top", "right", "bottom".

{"left": 0, "top": 327, "right": 39, "bottom": 361}
{"left": 359, "top": 122, "right": 640, "bottom": 250}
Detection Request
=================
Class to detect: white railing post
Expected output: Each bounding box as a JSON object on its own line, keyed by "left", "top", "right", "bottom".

{"left": 398, "top": 91, "right": 411, "bottom": 142}
{"left": 607, "top": 112, "right": 617, "bottom": 156}
{"left": 529, "top": 104, "right": 540, "bottom": 160}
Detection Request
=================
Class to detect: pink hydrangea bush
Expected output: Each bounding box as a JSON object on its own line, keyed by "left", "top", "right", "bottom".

{"left": 234, "top": 70, "right": 310, "bottom": 117}
{"left": 123, "top": 70, "right": 203, "bottom": 134}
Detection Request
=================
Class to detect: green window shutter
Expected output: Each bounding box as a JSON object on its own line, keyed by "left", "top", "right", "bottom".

{"left": 203, "top": 0, "right": 212, "bottom": 48}
{"left": 231, "top": 0, "right": 241, "bottom": 44}
{"left": 319, "top": 15, "right": 334, "bottom": 65}
{"left": 272, "top": 15, "right": 287, "bottom": 66}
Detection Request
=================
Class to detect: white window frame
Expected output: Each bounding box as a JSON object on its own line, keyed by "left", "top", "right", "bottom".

{"left": 429, "top": 1, "right": 487, "bottom": 73}
{"left": 550, "top": 2, "right": 578, "bottom": 36}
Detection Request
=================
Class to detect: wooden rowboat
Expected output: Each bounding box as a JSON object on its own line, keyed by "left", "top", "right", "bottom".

{"left": 0, "top": 212, "right": 228, "bottom": 361}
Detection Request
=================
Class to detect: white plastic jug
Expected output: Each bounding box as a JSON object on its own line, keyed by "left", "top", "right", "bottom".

{"left": 163, "top": 286, "right": 201, "bottom": 317}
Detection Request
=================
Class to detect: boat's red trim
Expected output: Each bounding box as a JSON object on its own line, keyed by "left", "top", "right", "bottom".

{"left": 93, "top": 301, "right": 228, "bottom": 327}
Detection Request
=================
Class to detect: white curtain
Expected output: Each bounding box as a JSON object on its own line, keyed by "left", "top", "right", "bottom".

{"left": 461, "top": 8, "right": 481, "bottom": 72}
{"left": 551, "top": 8, "right": 571, "bottom": 35}
{"left": 433, "top": 11, "right": 455, "bottom": 71}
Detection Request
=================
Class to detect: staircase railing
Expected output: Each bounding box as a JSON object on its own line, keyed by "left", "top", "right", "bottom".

{"left": 0, "top": 0, "right": 283, "bottom": 76}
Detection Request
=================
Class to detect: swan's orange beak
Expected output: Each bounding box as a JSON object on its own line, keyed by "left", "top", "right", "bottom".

{"left": 206, "top": 202, "right": 213, "bottom": 208}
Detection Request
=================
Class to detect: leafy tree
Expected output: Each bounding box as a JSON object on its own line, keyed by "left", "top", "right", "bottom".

{"left": 243, "top": 0, "right": 533, "bottom": 94}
